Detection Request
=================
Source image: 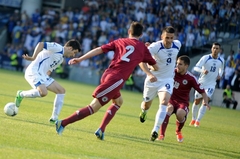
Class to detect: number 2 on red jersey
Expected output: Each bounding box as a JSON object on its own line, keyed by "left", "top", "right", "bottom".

{"left": 121, "top": 45, "right": 134, "bottom": 62}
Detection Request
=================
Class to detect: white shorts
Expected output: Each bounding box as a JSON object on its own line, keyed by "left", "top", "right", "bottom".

{"left": 143, "top": 78, "right": 173, "bottom": 102}
{"left": 194, "top": 85, "right": 215, "bottom": 99}
{"left": 25, "top": 72, "right": 54, "bottom": 89}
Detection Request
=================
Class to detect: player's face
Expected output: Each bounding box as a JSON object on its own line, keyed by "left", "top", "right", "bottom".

{"left": 161, "top": 32, "right": 174, "bottom": 48}
{"left": 64, "top": 48, "right": 79, "bottom": 58}
{"left": 211, "top": 44, "right": 220, "bottom": 58}
{"left": 176, "top": 59, "right": 187, "bottom": 74}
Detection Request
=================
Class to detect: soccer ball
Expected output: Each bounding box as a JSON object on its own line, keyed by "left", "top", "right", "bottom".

{"left": 4, "top": 102, "right": 18, "bottom": 116}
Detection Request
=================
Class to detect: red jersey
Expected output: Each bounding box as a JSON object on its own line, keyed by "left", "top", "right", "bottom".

{"left": 170, "top": 69, "right": 205, "bottom": 106}
{"left": 101, "top": 38, "right": 156, "bottom": 80}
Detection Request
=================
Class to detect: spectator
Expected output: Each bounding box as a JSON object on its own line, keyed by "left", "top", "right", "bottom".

{"left": 223, "top": 84, "right": 238, "bottom": 109}
{"left": 218, "top": 48, "right": 225, "bottom": 60}
{"left": 222, "top": 61, "right": 235, "bottom": 89}
{"left": 1, "top": 0, "right": 240, "bottom": 71}
{"left": 185, "top": 29, "right": 195, "bottom": 56}
{"left": 125, "top": 74, "right": 143, "bottom": 93}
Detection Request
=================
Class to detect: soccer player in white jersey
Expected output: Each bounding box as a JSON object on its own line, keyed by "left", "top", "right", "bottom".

{"left": 14, "top": 39, "right": 81, "bottom": 123}
{"left": 139, "top": 26, "right": 181, "bottom": 141}
{"left": 189, "top": 42, "right": 224, "bottom": 127}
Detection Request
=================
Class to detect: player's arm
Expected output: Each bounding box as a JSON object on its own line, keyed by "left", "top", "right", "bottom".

{"left": 193, "top": 56, "right": 207, "bottom": 74}
{"left": 139, "top": 62, "right": 157, "bottom": 83}
{"left": 69, "top": 47, "right": 103, "bottom": 65}
{"left": 144, "top": 43, "right": 158, "bottom": 71}
{"left": 201, "top": 92, "right": 211, "bottom": 110}
{"left": 22, "top": 42, "right": 44, "bottom": 61}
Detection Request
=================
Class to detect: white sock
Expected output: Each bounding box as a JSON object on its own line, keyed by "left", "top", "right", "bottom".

{"left": 152, "top": 105, "right": 167, "bottom": 133}
{"left": 51, "top": 94, "right": 65, "bottom": 120}
{"left": 192, "top": 103, "right": 199, "bottom": 120}
{"left": 196, "top": 105, "right": 207, "bottom": 122}
{"left": 20, "top": 89, "right": 41, "bottom": 98}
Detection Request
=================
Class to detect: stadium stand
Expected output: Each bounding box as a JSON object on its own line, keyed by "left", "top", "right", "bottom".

{"left": 0, "top": 0, "right": 239, "bottom": 71}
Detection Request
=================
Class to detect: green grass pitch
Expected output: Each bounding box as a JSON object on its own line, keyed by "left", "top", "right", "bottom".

{"left": 0, "top": 68, "right": 240, "bottom": 159}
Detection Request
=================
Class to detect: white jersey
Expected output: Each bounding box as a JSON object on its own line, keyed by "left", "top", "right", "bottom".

{"left": 26, "top": 42, "right": 64, "bottom": 75}
{"left": 143, "top": 40, "right": 181, "bottom": 99}
{"left": 148, "top": 40, "right": 181, "bottom": 80}
{"left": 194, "top": 54, "right": 224, "bottom": 87}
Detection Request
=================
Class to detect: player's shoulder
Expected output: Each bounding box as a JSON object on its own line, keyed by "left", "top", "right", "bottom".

{"left": 149, "top": 41, "right": 161, "bottom": 47}
{"left": 199, "top": 54, "right": 211, "bottom": 61}
{"left": 45, "top": 42, "right": 62, "bottom": 47}
{"left": 217, "top": 56, "right": 225, "bottom": 63}
{"left": 173, "top": 40, "right": 181, "bottom": 48}
{"left": 186, "top": 71, "right": 198, "bottom": 81}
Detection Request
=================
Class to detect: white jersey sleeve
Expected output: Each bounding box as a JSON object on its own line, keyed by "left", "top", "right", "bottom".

{"left": 43, "top": 42, "right": 64, "bottom": 53}
{"left": 26, "top": 42, "right": 64, "bottom": 75}
{"left": 193, "top": 55, "right": 209, "bottom": 73}
{"left": 195, "top": 54, "right": 225, "bottom": 87}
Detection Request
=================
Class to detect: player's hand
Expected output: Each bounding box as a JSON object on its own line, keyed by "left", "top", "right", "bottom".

{"left": 148, "top": 74, "right": 157, "bottom": 83}
{"left": 203, "top": 70, "right": 209, "bottom": 74}
{"left": 145, "top": 42, "right": 151, "bottom": 47}
{"left": 22, "top": 54, "right": 33, "bottom": 61}
{"left": 205, "top": 103, "right": 211, "bottom": 110}
{"left": 68, "top": 58, "right": 81, "bottom": 65}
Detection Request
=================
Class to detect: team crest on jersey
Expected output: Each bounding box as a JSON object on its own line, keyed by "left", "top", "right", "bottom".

{"left": 213, "top": 63, "right": 216, "bottom": 66}
{"left": 182, "top": 79, "right": 188, "bottom": 85}
{"left": 102, "top": 96, "right": 108, "bottom": 102}
{"left": 168, "top": 53, "right": 172, "bottom": 57}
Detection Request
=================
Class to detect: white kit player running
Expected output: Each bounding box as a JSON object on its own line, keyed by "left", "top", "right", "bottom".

{"left": 14, "top": 39, "right": 81, "bottom": 123}
{"left": 189, "top": 42, "right": 224, "bottom": 127}
{"left": 139, "top": 26, "right": 181, "bottom": 141}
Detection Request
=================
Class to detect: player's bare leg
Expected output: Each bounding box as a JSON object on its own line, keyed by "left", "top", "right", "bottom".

{"left": 140, "top": 100, "right": 152, "bottom": 123}
{"left": 176, "top": 108, "right": 186, "bottom": 142}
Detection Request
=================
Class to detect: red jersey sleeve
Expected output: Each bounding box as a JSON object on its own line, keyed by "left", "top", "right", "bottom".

{"left": 142, "top": 47, "right": 156, "bottom": 66}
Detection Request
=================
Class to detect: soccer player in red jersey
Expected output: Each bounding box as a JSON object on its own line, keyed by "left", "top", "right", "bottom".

{"left": 55, "top": 22, "right": 158, "bottom": 140}
{"left": 158, "top": 55, "right": 210, "bottom": 142}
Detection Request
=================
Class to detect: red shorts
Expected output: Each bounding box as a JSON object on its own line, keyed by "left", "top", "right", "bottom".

{"left": 169, "top": 99, "right": 189, "bottom": 115}
{"left": 92, "top": 72, "right": 125, "bottom": 106}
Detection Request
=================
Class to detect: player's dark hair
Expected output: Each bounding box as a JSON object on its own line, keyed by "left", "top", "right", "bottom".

{"left": 213, "top": 42, "right": 221, "bottom": 48}
{"left": 65, "top": 39, "right": 81, "bottom": 52}
{"left": 178, "top": 55, "right": 190, "bottom": 66}
{"left": 162, "top": 26, "right": 175, "bottom": 34}
{"left": 129, "top": 21, "right": 144, "bottom": 37}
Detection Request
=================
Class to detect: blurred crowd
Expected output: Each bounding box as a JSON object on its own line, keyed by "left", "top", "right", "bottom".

{"left": 0, "top": 0, "right": 240, "bottom": 89}
{"left": 217, "top": 48, "right": 240, "bottom": 91}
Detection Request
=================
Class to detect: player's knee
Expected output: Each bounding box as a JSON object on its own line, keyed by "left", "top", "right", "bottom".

{"left": 176, "top": 109, "right": 186, "bottom": 119}
{"left": 194, "top": 99, "right": 201, "bottom": 105}
{"left": 115, "top": 100, "right": 123, "bottom": 106}
{"left": 176, "top": 116, "right": 185, "bottom": 123}
{"left": 58, "top": 87, "right": 66, "bottom": 94}
{"left": 160, "top": 100, "right": 168, "bottom": 106}
{"left": 40, "top": 91, "right": 48, "bottom": 97}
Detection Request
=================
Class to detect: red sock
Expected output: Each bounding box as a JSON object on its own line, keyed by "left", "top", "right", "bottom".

{"left": 61, "top": 105, "right": 94, "bottom": 127}
{"left": 176, "top": 118, "right": 185, "bottom": 133}
{"left": 99, "top": 104, "right": 120, "bottom": 132}
{"left": 160, "top": 114, "right": 170, "bottom": 136}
